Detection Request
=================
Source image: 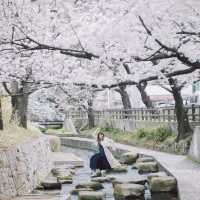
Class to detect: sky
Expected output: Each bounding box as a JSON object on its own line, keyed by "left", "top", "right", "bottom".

{"left": 147, "top": 85, "right": 193, "bottom": 96}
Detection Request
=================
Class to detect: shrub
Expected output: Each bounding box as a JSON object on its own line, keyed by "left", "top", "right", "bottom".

{"left": 154, "top": 126, "right": 173, "bottom": 142}
{"left": 101, "top": 127, "right": 121, "bottom": 134}
{"left": 136, "top": 128, "right": 149, "bottom": 139}
{"left": 136, "top": 126, "right": 173, "bottom": 142}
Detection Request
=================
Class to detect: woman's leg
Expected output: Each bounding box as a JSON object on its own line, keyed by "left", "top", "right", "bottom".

{"left": 90, "top": 154, "right": 98, "bottom": 170}
{"left": 97, "top": 155, "right": 111, "bottom": 170}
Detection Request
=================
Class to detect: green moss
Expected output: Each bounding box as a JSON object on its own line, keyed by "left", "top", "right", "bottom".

{"left": 0, "top": 160, "right": 4, "bottom": 168}
{"left": 113, "top": 185, "right": 123, "bottom": 200}
{"left": 46, "top": 127, "right": 67, "bottom": 134}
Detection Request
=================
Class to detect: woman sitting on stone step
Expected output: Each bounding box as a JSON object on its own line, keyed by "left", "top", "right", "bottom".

{"left": 90, "top": 132, "right": 121, "bottom": 177}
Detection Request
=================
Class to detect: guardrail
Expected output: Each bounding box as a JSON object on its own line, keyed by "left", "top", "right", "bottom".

{"left": 65, "top": 105, "right": 200, "bottom": 123}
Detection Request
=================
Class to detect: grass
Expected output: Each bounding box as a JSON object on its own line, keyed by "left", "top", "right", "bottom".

{"left": 0, "top": 123, "right": 42, "bottom": 149}
{"left": 45, "top": 128, "right": 72, "bottom": 135}
{"left": 45, "top": 127, "right": 97, "bottom": 138}
{"left": 96, "top": 126, "right": 189, "bottom": 155}
{"left": 0, "top": 97, "right": 42, "bottom": 149}
{"left": 81, "top": 127, "right": 99, "bottom": 136}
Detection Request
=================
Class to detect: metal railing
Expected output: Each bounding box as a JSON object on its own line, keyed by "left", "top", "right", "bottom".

{"left": 66, "top": 105, "right": 200, "bottom": 123}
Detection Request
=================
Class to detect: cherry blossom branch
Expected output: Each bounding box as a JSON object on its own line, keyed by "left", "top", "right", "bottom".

{"left": 176, "top": 31, "right": 200, "bottom": 37}
{"left": 1, "top": 31, "right": 99, "bottom": 60}
{"left": 136, "top": 16, "right": 200, "bottom": 69}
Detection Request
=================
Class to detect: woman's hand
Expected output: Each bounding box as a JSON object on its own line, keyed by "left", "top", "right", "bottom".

{"left": 107, "top": 146, "right": 112, "bottom": 151}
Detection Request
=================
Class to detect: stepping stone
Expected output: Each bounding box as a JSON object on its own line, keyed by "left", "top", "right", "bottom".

{"left": 113, "top": 176, "right": 147, "bottom": 185}
{"left": 78, "top": 191, "right": 105, "bottom": 200}
{"left": 114, "top": 183, "right": 145, "bottom": 200}
{"left": 147, "top": 171, "right": 168, "bottom": 177}
{"left": 91, "top": 176, "right": 115, "bottom": 183}
{"left": 41, "top": 177, "right": 61, "bottom": 190}
{"left": 111, "top": 165, "right": 128, "bottom": 173}
{"left": 51, "top": 167, "right": 75, "bottom": 176}
{"left": 120, "top": 152, "right": 138, "bottom": 165}
{"left": 148, "top": 176, "right": 177, "bottom": 192}
{"left": 51, "top": 167, "right": 74, "bottom": 184}
{"left": 136, "top": 157, "right": 155, "bottom": 163}
{"left": 51, "top": 152, "right": 84, "bottom": 167}
{"left": 56, "top": 173, "right": 73, "bottom": 180}
{"left": 71, "top": 188, "right": 93, "bottom": 195}
{"left": 13, "top": 194, "right": 61, "bottom": 200}
{"left": 75, "top": 181, "right": 103, "bottom": 190}
{"left": 58, "top": 178, "right": 73, "bottom": 184}
{"left": 35, "top": 185, "right": 45, "bottom": 190}
{"left": 134, "top": 162, "right": 159, "bottom": 174}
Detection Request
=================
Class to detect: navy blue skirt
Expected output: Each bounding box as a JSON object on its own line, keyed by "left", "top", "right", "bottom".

{"left": 90, "top": 144, "right": 111, "bottom": 170}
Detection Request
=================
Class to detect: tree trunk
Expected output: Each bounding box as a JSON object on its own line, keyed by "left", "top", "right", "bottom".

{"left": 136, "top": 83, "right": 154, "bottom": 108}
{"left": 87, "top": 99, "right": 95, "bottom": 129}
{"left": 10, "top": 81, "right": 29, "bottom": 129}
{"left": 169, "top": 78, "right": 192, "bottom": 141}
{"left": 11, "top": 94, "right": 29, "bottom": 129}
{"left": 0, "top": 98, "right": 3, "bottom": 130}
{"left": 115, "top": 85, "right": 132, "bottom": 109}
{"left": 115, "top": 85, "right": 132, "bottom": 119}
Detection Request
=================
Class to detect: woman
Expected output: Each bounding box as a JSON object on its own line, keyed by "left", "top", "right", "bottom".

{"left": 90, "top": 132, "right": 121, "bottom": 176}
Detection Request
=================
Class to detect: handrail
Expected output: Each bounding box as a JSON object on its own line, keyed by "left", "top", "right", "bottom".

{"left": 65, "top": 105, "right": 200, "bottom": 123}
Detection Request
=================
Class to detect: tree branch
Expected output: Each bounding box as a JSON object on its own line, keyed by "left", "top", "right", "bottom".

{"left": 2, "top": 82, "right": 12, "bottom": 95}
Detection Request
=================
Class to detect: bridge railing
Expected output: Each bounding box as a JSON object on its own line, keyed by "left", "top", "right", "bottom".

{"left": 65, "top": 105, "right": 200, "bottom": 122}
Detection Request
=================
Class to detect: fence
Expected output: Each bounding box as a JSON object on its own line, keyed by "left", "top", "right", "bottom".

{"left": 65, "top": 105, "right": 200, "bottom": 123}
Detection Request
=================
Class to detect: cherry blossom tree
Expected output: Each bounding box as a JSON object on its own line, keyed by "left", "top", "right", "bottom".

{"left": 1, "top": 0, "right": 200, "bottom": 140}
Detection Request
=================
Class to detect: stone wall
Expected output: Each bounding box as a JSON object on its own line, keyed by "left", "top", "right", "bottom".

{"left": 0, "top": 135, "right": 52, "bottom": 200}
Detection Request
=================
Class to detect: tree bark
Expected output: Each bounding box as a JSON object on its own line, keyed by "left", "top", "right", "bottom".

{"left": 87, "top": 99, "right": 95, "bottom": 129}
{"left": 115, "top": 85, "right": 132, "bottom": 109}
{"left": 115, "top": 85, "right": 132, "bottom": 119}
{"left": 10, "top": 81, "right": 29, "bottom": 129}
{"left": 11, "top": 94, "right": 29, "bottom": 129}
{"left": 0, "top": 98, "right": 3, "bottom": 130}
{"left": 136, "top": 82, "right": 154, "bottom": 108}
{"left": 169, "top": 78, "right": 192, "bottom": 141}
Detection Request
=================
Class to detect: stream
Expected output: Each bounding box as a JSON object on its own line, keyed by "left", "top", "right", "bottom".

{"left": 57, "top": 146, "right": 178, "bottom": 200}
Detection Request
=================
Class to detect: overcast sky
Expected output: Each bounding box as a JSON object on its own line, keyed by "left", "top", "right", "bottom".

{"left": 146, "top": 85, "right": 193, "bottom": 96}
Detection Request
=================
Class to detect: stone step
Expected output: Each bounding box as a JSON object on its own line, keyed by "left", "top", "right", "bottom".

{"left": 51, "top": 152, "right": 84, "bottom": 167}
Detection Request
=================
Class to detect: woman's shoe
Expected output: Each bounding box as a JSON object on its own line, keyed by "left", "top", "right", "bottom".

{"left": 91, "top": 171, "right": 97, "bottom": 177}
{"left": 91, "top": 170, "right": 102, "bottom": 177}
{"left": 96, "top": 169, "right": 102, "bottom": 177}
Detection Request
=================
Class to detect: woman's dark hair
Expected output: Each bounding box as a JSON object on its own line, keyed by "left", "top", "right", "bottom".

{"left": 97, "top": 132, "right": 104, "bottom": 143}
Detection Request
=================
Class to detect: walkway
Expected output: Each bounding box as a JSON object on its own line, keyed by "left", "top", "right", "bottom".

{"left": 116, "top": 143, "right": 200, "bottom": 200}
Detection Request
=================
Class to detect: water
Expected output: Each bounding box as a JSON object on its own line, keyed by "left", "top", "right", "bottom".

{"left": 59, "top": 146, "right": 179, "bottom": 200}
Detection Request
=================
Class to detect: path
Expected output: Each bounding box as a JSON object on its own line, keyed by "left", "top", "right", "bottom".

{"left": 116, "top": 143, "right": 200, "bottom": 200}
